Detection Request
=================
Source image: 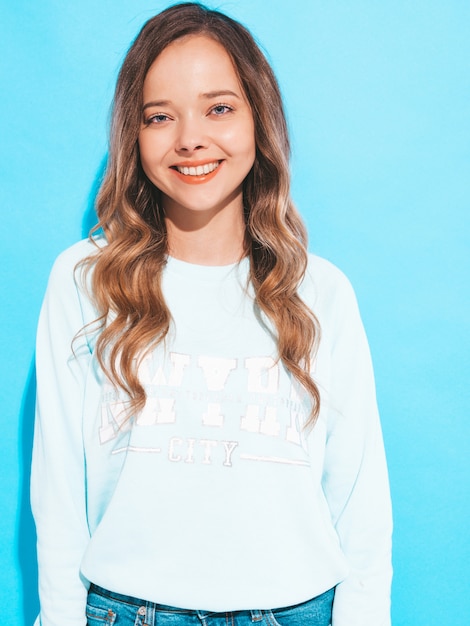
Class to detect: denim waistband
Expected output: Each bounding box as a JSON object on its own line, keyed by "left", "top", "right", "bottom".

{"left": 88, "top": 583, "right": 334, "bottom": 620}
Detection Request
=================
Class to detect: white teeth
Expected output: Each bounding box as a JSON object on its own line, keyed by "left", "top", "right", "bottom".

{"left": 176, "top": 161, "right": 219, "bottom": 176}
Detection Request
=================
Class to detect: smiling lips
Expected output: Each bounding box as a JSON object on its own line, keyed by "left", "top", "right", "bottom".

{"left": 171, "top": 160, "right": 222, "bottom": 184}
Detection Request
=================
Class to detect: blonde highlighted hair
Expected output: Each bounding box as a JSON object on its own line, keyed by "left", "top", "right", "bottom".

{"left": 83, "top": 2, "right": 321, "bottom": 426}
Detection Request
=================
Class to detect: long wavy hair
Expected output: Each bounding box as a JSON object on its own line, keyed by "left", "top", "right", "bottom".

{"left": 83, "top": 2, "right": 321, "bottom": 427}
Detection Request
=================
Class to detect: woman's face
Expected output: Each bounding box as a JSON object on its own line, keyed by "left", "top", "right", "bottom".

{"left": 138, "top": 35, "right": 256, "bottom": 223}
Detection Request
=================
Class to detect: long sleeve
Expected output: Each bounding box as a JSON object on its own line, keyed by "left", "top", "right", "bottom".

{"left": 31, "top": 246, "right": 95, "bottom": 625}
{"left": 320, "top": 273, "right": 393, "bottom": 626}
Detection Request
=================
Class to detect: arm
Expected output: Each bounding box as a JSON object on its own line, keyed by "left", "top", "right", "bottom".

{"left": 321, "top": 275, "right": 392, "bottom": 626}
{"left": 31, "top": 249, "right": 93, "bottom": 625}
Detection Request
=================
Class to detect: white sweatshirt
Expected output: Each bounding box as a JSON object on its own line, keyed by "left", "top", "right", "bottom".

{"left": 31, "top": 237, "right": 392, "bottom": 626}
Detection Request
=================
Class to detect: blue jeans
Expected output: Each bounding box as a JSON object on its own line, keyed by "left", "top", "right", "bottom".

{"left": 86, "top": 584, "right": 334, "bottom": 626}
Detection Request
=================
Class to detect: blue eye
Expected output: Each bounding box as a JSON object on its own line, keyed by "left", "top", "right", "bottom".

{"left": 211, "top": 104, "right": 233, "bottom": 116}
{"left": 146, "top": 113, "right": 170, "bottom": 125}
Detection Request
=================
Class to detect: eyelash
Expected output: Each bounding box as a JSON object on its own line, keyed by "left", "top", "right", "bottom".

{"left": 144, "top": 113, "right": 171, "bottom": 125}
{"left": 144, "top": 103, "right": 234, "bottom": 125}
{"left": 210, "top": 103, "right": 234, "bottom": 116}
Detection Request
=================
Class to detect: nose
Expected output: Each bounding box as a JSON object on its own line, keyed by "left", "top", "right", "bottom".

{"left": 175, "top": 115, "right": 208, "bottom": 153}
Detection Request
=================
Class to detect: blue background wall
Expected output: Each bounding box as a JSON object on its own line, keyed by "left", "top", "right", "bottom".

{"left": 1, "top": 1, "right": 468, "bottom": 624}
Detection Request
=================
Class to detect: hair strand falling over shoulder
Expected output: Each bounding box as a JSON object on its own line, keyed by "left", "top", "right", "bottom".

{"left": 80, "top": 2, "right": 321, "bottom": 428}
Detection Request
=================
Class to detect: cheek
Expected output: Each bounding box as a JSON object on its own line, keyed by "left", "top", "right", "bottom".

{"left": 139, "top": 134, "right": 156, "bottom": 161}
{"left": 241, "top": 119, "right": 256, "bottom": 161}
{"left": 138, "top": 135, "right": 166, "bottom": 183}
{"left": 240, "top": 130, "right": 256, "bottom": 171}
{"left": 138, "top": 136, "right": 151, "bottom": 170}
{"left": 137, "top": 141, "right": 162, "bottom": 190}
{"left": 225, "top": 122, "right": 256, "bottom": 163}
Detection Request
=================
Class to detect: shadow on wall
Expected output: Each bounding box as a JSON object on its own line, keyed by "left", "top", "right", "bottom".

{"left": 82, "top": 154, "right": 108, "bottom": 238}
{"left": 18, "top": 360, "right": 39, "bottom": 624}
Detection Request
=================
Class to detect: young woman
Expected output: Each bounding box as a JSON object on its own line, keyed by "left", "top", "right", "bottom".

{"left": 32, "top": 3, "right": 392, "bottom": 625}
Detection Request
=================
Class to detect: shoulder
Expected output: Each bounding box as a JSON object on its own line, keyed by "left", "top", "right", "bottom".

{"left": 43, "top": 237, "right": 106, "bottom": 317}
{"left": 301, "top": 254, "right": 369, "bottom": 360}
{"left": 40, "top": 238, "right": 106, "bottom": 329}
{"left": 48, "top": 236, "right": 106, "bottom": 284}
{"left": 51, "top": 235, "right": 106, "bottom": 269}
{"left": 301, "top": 253, "right": 357, "bottom": 309}
{"left": 299, "top": 254, "right": 363, "bottom": 340}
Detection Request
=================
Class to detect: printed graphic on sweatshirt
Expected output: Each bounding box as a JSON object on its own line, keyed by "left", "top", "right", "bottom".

{"left": 99, "top": 350, "right": 311, "bottom": 469}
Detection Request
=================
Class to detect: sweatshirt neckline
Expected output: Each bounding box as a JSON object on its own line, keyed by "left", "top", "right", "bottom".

{"left": 165, "top": 255, "right": 249, "bottom": 280}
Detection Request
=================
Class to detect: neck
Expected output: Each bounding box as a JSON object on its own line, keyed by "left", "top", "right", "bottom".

{"left": 164, "top": 205, "right": 246, "bottom": 266}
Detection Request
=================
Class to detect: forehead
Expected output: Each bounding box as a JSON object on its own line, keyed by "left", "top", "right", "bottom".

{"left": 143, "top": 35, "right": 243, "bottom": 97}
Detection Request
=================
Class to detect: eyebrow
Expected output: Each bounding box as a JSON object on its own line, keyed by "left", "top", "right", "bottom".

{"left": 142, "top": 90, "right": 241, "bottom": 111}
{"left": 202, "top": 90, "right": 241, "bottom": 100}
{"left": 143, "top": 100, "right": 171, "bottom": 111}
